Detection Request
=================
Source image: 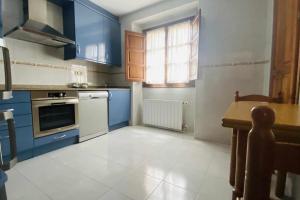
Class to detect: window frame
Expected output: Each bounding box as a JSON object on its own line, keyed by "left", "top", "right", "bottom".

{"left": 143, "top": 17, "right": 195, "bottom": 88}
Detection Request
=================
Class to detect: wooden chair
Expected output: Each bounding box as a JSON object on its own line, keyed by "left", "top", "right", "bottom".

{"left": 243, "top": 106, "right": 300, "bottom": 200}
{"left": 230, "top": 91, "right": 283, "bottom": 199}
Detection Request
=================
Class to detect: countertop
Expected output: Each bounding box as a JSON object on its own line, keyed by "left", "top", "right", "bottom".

{"left": 0, "top": 85, "right": 131, "bottom": 91}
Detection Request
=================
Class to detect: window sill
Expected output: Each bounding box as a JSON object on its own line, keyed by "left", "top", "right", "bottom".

{"left": 143, "top": 81, "right": 195, "bottom": 88}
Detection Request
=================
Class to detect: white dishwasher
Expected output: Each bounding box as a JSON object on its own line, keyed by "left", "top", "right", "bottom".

{"left": 78, "top": 91, "right": 108, "bottom": 142}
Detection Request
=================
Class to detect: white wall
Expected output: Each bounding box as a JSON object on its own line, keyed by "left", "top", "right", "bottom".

{"left": 264, "top": 0, "right": 274, "bottom": 94}
{"left": 194, "top": 0, "right": 272, "bottom": 144}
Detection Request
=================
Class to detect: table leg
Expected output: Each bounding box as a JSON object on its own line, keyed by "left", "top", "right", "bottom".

{"left": 234, "top": 130, "right": 248, "bottom": 199}
{"left": 230, "top": 129, "right": 237, "bottom": 186}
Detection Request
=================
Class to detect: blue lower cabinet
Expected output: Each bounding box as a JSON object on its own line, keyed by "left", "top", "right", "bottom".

{"left": 33, "top": 129, "right": 79, "bottom": 156}
{"left": 0, "top": 91, "right": 30, "bottom": 104}
{"left": 108, "top": 90, "right": 131, "bottom": 131}
{"left": 0, "top": 91, "right": 33, "bottom": 162}
{"left": 0, "top": 103, "right": 31, "bottom": 116}
{"left": 0, "top": 126, "right": 34, "bottom": 162}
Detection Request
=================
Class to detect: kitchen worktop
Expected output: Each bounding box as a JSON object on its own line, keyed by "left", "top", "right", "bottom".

{"left": 0, "top": 85, "right": 131, "bottom": 91}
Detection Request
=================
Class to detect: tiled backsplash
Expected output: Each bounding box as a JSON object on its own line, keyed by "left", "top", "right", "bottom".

{"left": 0, "top": 38, "right": 115, "bottom": 87}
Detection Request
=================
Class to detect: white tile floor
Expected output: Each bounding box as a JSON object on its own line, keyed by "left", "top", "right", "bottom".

{"left": 5, "top": 126, "right": 232, "bottom": 200}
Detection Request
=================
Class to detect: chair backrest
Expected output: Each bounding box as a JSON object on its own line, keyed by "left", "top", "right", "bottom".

{"left": 235, "top": 91, "right": 283, "bottom": 103}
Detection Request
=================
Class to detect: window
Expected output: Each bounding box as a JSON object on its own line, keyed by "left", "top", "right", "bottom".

{"left": 145, "top": 19, "right": 198, "bottom": 87}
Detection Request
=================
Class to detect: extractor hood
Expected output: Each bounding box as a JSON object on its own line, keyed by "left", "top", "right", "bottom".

{"left": 3, "top": 0, "right": 75, "bottom": 47}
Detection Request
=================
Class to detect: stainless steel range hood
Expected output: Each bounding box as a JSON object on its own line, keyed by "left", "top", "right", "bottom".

{"left": 3, "top": 0, "right": 75, "bottom": 47}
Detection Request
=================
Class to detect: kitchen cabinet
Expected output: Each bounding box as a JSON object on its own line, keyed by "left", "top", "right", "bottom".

{"left": 0, "top": 91, "right": 33, "bottom": 161}
{"left": 33, "top": 129, "right": 79, "bottom": 156}
{"left": 108, "top": 90, "right": 131, "bottom": 131}
{"left": 63, "top": 0, "right": 121, "bottom": 66}
{"left": 125, "top": 31, "right": 146, "bottom": 82}
{"left": 270, "top": 0, "right": 300, "bottom": 103}
{"left": 0, "top": 126, "right": 33, "bottom": 161}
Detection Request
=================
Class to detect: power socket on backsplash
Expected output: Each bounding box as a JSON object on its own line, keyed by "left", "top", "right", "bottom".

{"left": 68, "top": 65, "right": 88, "bottom": 88}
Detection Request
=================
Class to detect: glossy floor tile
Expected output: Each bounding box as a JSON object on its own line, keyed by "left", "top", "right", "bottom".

{"left": 6, "top": 169, "right": 51, "bottom": 200}
{"left": 6, "top": 126, "right": 232, "bottom": 200}
{"left": 113, "top": 173, "right": 161, "bottom": 200}
{"left": 149, "top": 181, "right": 197, "bottom": 200}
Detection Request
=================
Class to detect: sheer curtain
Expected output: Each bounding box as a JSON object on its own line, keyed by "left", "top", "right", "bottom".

{"left": 146, "top": 28, "right": 166, "bottom": 84}
{"left": 167, "top": 21, "right": 191, "bottom": 83}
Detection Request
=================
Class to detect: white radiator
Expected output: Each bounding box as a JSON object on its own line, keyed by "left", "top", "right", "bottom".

{"left": 143, "top": 99, "right": 183, "bottom": 131}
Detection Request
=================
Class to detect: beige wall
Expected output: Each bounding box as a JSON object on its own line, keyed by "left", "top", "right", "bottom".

{"left": 0, "top": 38, "right": 111, "bottom": 86}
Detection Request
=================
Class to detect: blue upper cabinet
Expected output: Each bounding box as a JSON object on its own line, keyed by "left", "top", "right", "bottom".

{"left": 111, "top": 22, "right": 121, "bottom": 66}
{"left": 74, "top": 1, "right": 99, "bottom": 62}
{"left": 63, "top": 0, "right": 121, "bottom": 66}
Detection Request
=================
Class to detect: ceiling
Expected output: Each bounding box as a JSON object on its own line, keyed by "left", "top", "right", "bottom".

{"left": 89, "top": 0, "right": 166, "bottom": 16}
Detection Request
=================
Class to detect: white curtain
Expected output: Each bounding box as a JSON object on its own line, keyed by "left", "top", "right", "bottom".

{"left": 146, "top": 28, "right": 166, "bottom": 84}
{"left": 167, "top": 21, "right": 191, "bottom": 84}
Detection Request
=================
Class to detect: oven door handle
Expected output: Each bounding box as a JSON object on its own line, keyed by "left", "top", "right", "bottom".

{"left": 51, "top": 102, "right": 67, "bottom": 106}
{"left": 32, "top": 99, "right": 79, "bottom": 107}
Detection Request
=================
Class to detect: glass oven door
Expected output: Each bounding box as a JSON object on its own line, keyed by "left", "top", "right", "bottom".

{"left": 32, "top": 99, "right": 79, "bottom": 138}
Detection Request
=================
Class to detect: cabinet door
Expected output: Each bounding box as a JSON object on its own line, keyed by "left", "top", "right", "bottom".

{"left": 270, "top": 0, "right": 300, "bottom": 103}
{"left": 111, "top": 21, "right": 121, "bottom": 66}
{"left": 102, "top": 16, "right": 113, "bottom": 64}
{"left": 0, "top": 126, "right": 33, "bottom": 157}
{"left": 108, "top": 90, "right": 131, "bottom": 126}
{"left": 125, "top": 31, "right": 146, "bottom": 82}
{"left": 74, "top": 1, "right": 99, "bottom": 62}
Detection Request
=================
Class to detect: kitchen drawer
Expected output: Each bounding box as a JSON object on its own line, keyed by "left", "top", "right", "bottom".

{"left": 0, "top": 91, "right": 30, "bottom": 104}
{"left": 0, "top": 126, "right": 33, "bottom": 156}
{"left": 33, "top": 137, "right": 77, "bottom": 157}
{"left": 34, "top": 129, "right": 79, "bottom": 147}
{"left": 0, "top": 103, "right": 31, "bottom": 115}
{"left": 0, "top": 114, "right": 32, "bottom": 131}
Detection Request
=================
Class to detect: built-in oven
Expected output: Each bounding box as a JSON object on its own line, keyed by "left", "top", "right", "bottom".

{"left": 31, "top": 91, "right": 79, "bottom": 138}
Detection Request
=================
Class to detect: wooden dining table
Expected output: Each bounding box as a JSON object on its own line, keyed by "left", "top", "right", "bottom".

{"left": 222, "top": 101, "right": 300, "bottom": 199}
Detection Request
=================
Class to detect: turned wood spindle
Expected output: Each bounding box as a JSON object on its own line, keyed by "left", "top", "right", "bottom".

{"left": 243, "top": 106, "right": 276, "bottom": 200}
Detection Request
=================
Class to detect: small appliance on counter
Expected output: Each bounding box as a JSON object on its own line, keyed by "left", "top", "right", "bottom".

{"left": 78, "top": 91, "right": 109, "bottom": 142}
{"left": 0, "top": 38, "right": 18, "bottom": 199}
{"left": 69, "top": 65, "right": 89, "bottom": 88}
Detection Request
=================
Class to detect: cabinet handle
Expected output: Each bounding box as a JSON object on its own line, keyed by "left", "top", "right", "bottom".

{"left": 54, "top": 134, "right": 67, "bottom": 140}
{"left": 108, "top": 92, "right": 112, "bottom": 101}
{"left": 76, "top": 44, "right": 81, "bottom": 55}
